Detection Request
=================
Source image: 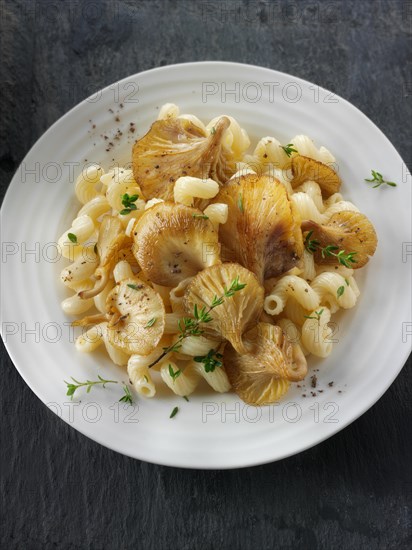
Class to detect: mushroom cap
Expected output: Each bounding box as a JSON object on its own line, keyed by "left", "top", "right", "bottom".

{"left": 302, "top": 210, "right": 378, "bottom": 268}
{"left": 183, "top": 262, "right": 264, "bottom": 354}
{"left": 224, "top": 323, "right": 308, "bottom": 405}
{"left": 291, "top": 155, "right": 341, "bottom": 198}
{"left": 213, "top": 173, "right": 303, "bottom": 281}
{"left": 106, "top": 277, "right": 165, "bottom": 355}
{"left": 132, "top": 116, "right": 235, "bottom": 201}
{"left": 133, "top": 201, "right": 221, "bottom": 287}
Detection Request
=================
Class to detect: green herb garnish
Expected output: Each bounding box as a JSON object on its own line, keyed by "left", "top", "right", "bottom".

{"left": 337, "top": 286, "right": 345, "bottom": 298}
{"left": 304, "top": 230, "right": 320, "bottom": 254}
{"left": 127, "top": 283, "right": 141, "bottom": 290}
{"left": 304, "top": 309, "right": 324, "bottom": 322}
{"left": 304, "top": 231, "right": 357, "bottom": 268}
{"left": 238, "top": 193, "right": 244, "bottom": 212}
{"left": 119, "top": 384, "right": 133, "bottom": 405}
{"left": 321, "top": 246, "right": 358, "bottom": 268}
{"left": 170, "top": 406, "right": 179, "bottom": 419}
{"left": 67, "top": 233, "right": 77, "bottom": 244}
{"left": 120, "top": 193, "right": 139, "bottom": 215}
{"left": 64, "top": 375, "right": 117, "bottom": 399}
{"left": 168, "top": 364, "right": 182, "bottom": 382}
{"left": 365, "top": 170, "right": 397, "bottom": 188}
{"left": 194, "top": 349, "right": 223, "bottom": 373}
{"left": 280, "top": 143, "right": 298, "bottom": 157}
{"left": 145, "top": 317, "right": 157, "bottom": 328}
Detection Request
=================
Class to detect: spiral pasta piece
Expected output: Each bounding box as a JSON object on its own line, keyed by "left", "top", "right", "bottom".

{"left": 58, "top": 215, "right": 95, "bottom": 260}
{"left": 301, "top": 250, "right": 317, "bottom": 281}
{"left": 75, "top": 322, "right": 106, "bottom": 353}
{"left": 294, "top": 181, "right": 324, "bottom": 212}
{"left": 60, "top": 250, "right": 99, "bottom": 289}
{"left": 253, "top": 136, "right": 290, "bottom": 169}
{"left": 289, "top": 135, "right": 335, "bottom": 165}
{"left": 192, "top": 361, "right": 231, "bottom": 393}
{"left": 160, "top": 361, "right": 200, "bottom": 396}
{"left": 203, "top": 203, "right": 228, "bottom": 228}
{"left": 127, "top": 353, "right": 157, "bottom": 397}
{"left": 173, "top": 176, "right": 219, "bottom": 206}
{"left": 301, "top": 307, "right": 334, "bottom": 357}
{"left": 283, "top": 298, "right": 310, "bottom": 327}
{"left": 311, "top": 272, "right": 358, "bottom": 310}
{"left": 77, "top": 195, "right": 111, "bottom": 224}
{"left": 61, "top": 280, "right": 95, "bottom": 315}
{"left": 75, "top": 164, "right": 104, "bottom": 204}
{"left": 291, "top": 192, "right": 324, "bottom": 223}
{"left": 264, "top": 275, "right": 319, "bottom": 316}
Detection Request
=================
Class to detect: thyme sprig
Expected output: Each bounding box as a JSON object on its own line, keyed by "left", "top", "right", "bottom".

{"left": 64, "top": 375, "right": 117, "bottom": 399}
{"left": 365, "top": 170, "right": 397, "bottom": 188}
{"left": 193, "top": 349, "right": 223, "bottom": 373}
{"left": 304, "top": 230, "right": 358, "bottom": 268}
{"left": 119, "top": 384, "right": 133, "bottom": 405}
{"left": 304, "top": 309, "right": 324, "bottom": 322}
{"left": 168, "top": 364, "right": 182, "bottom": 382}
{"left": 280, "top": 143, "right": 298, "bottom": 157}
{"left": 321, "top": 245, "right": 357, "bottom": 268}
{"left": 146, "top": 277, "right": 247, "bottom": 369}
{"left": 64, "top": 376, "right": 134, "bottom": 403}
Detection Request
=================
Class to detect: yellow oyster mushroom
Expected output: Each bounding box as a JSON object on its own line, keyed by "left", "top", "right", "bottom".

{"left": 132, "top": 202, "right": 221, "bottom": 287}
{"left": 183, "top": 263, "right": 264, "bottom": 355}
{"left": 224, "top": 323, "right": 307, "bottom": 405}
{"left": 132, "top": 116, "right": 235, "bottom": 201}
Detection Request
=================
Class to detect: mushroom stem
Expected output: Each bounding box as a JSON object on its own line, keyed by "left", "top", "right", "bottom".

{"left": 72, "top": 313, "right": 108, "bottom": 327}
{"left": 78, "top": 268, "right": 109, "bottom": 299}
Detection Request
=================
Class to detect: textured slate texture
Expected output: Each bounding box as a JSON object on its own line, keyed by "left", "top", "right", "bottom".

{"left": 0, "top": 0, "right": 411, "bottom": 548}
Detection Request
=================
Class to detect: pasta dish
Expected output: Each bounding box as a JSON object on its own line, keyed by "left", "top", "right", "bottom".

{"left": 59, "top": 104, "right": 377, "bottom": 405}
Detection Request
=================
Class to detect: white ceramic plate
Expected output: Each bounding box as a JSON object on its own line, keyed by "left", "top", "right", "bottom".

{"left": 1, "top": 62, "right": 411, "bottom": 469}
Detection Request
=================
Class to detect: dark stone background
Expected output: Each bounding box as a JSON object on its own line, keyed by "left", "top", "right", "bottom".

{"left": 0, "top": 1, "right": 411, "bottom": 548}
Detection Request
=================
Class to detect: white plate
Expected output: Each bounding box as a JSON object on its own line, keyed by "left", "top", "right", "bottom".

{"left": 1, "top": 62, "right": 411, "bottom": 469}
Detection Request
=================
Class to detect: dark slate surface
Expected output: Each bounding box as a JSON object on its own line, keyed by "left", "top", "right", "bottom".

{"left": 1, "top": 1, "right": 411, "bottom": 548}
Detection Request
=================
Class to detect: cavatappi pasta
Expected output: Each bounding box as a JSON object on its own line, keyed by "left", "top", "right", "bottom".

{"left": 59, "top": 103, "right": 378, "bottom": 406}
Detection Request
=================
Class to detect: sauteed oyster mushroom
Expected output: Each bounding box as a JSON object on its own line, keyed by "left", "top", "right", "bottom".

{"left": 105, "top": 276, "right": 166, "bottom": 356}
{"left": 132, "top": 202, "right": 221, "bottom": 287}
{"left": 183, "top": 263, "right": 264, "bottom": 355}
{"left": 224, "top": 323, "right": 307, "bottom": 405}
{"left": 132, "top": 116, "right": 235, "bottom": 201}
{"left": 302, "top": 210, "right": 378, "bottom": 268}
{"left": 291, "top": 155, "right": 341, "bottom": 198}
{"left": 213, "top": 173, "right": 303, "bottom": 281}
